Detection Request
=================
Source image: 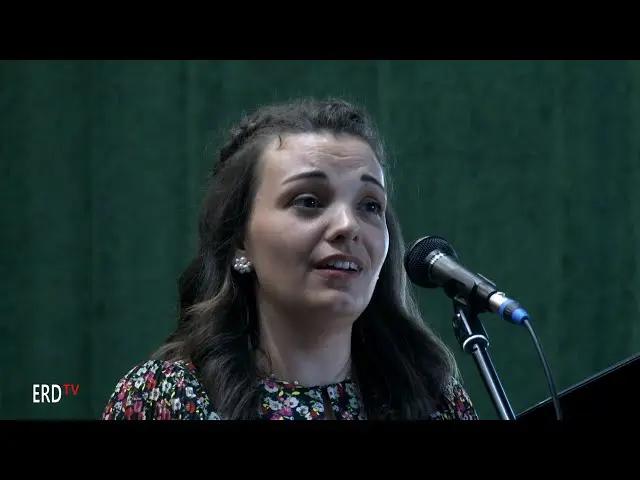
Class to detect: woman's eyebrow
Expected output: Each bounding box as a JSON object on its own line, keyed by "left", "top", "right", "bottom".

{"left": 282, "top": 170, "right": 386, "bottom": 192}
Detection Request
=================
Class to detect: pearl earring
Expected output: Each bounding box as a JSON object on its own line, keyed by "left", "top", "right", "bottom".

{"left": 233, "top": 256, "right": 253, "bottom": 274}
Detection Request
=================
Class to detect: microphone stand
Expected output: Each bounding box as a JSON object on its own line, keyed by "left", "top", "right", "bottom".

{"left": 452, "top": 298, "right": 516, "bottom": 420}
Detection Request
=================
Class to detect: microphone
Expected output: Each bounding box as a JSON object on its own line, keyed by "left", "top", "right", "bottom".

{"left": 403, "top": 235, "right": 530, "bottom": 325}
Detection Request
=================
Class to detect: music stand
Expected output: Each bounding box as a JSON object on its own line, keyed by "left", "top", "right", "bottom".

{"left": 517, "top": 351, "right": 640, "bottom": 421}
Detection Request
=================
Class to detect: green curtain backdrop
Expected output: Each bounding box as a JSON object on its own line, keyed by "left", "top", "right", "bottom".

{"left": 2, "top": 60, "right": 639, "bottom": 420}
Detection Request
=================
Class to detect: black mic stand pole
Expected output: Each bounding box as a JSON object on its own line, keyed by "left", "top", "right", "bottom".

{"left": 452, "top": 298, "right": 516, "bottom": 420}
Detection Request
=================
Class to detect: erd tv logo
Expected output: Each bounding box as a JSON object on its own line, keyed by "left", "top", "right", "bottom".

{"left": 33, "top": 384, "right": 79, "bottom": 403}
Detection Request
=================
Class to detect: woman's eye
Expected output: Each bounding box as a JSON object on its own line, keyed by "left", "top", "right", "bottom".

{"left": 292, "top": 195, "right": 321, "bottom": 210}
{"left": 363, "top": 200, "right": 383, "bottom": 216}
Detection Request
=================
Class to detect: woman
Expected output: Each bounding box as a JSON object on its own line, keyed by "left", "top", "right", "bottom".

{"left": 101, "top": 97, "right": 478, "bottom": 420}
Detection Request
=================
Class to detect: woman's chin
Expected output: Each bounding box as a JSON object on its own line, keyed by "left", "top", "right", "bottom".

{"left": 307, "top": 290, "right": 367, "bottom": 319}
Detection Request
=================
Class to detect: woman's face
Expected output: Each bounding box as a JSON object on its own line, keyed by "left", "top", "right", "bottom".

{"left": 241, "top": 133, "right": 389, "bottom": 323}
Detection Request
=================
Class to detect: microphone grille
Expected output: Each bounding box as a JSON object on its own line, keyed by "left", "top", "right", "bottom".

{"left": 403, "top": 235, "right": 458, "bottom": 288}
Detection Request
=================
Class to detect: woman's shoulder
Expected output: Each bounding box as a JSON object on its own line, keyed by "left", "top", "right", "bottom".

{"left": 101, "top": 358, "right": 222, "bottom": 420}
{"left": 431, "top": 376, "right": 479, "bottom": 420}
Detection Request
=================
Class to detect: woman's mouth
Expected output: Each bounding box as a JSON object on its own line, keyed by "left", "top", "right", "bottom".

{"left": 314, "top": 259, "right": 363, "bottom": 281}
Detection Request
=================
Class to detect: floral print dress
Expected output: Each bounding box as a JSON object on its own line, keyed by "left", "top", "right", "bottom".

{"left": 101, "top": 359, "right": 478, "bottom": 420}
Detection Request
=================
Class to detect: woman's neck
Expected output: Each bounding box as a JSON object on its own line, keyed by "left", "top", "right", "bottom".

{"left": 256, "top": 305, "right": 353, "bottom": 387}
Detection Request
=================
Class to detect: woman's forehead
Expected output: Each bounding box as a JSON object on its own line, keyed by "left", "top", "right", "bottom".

{"left": 259, "top": 133, "right": 384, "bottom": 185}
